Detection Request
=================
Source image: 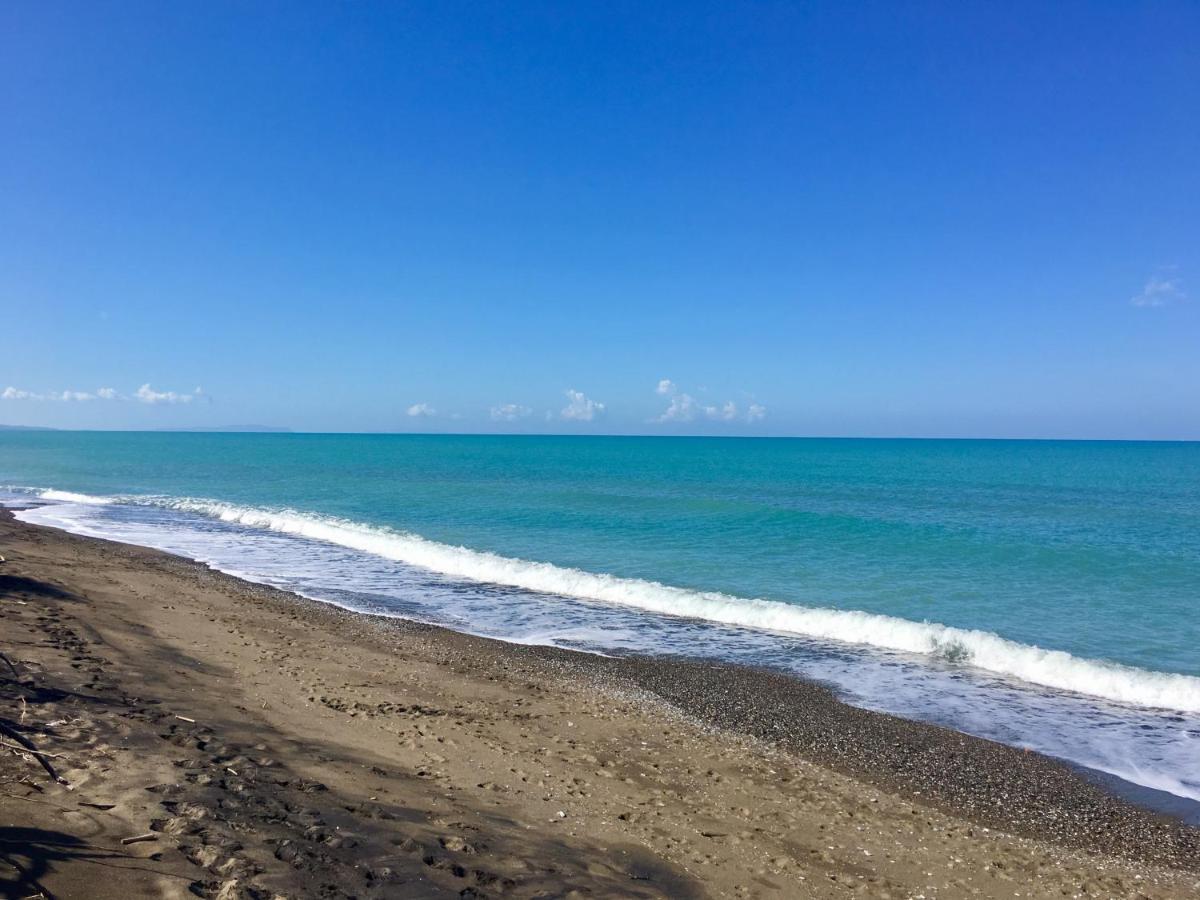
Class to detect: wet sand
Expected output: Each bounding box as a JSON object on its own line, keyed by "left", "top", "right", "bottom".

{"left": 1, "top": 509, "right": 1197, "bottom": 898}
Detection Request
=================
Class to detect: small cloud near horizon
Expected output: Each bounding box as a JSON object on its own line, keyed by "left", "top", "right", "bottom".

{"left": 490, "top": 403, "right": 532, "bottom": 421}
{"left": 1131, "top": 271, "right": 1185, "bottom": 308}
{"left": 658, "top": 390, "right": 697, "bottom": 422}
{"left": 3, "top": 385, "right": 122, "bottom": 402}
{"left": 561, "top": 389, "right": 604, "bottom": 421}
{"left": 654, "top": 379, "right": 766, "bottom": 424}
{"left": 406, "top": 402, "right": 435, "bottom": 418}
{"left": 136, "top": 383, "right": 200, "bottom": 405}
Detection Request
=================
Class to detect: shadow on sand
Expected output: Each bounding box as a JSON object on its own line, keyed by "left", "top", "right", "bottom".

{"left": 0, "top": 826, "right": 131, "bottom": 899}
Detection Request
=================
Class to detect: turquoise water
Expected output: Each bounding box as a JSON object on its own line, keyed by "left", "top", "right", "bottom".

{"left": 3, "top": 432, "right": 1199, "bottom": 804}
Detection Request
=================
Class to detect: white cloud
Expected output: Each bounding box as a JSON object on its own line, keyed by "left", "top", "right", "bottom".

{"left": 661, "top": 396, "right": 742, "bottom": 423}
{"left": 704, "top": 400, "right": 739, "bottom": 421}
{"left": 1131, "top": 273, "right": 1185, "bottom": 308}
{"left": 655, "top": 378, "right": 695, "bottom": 422}
{"left": 561, "top": 389, "right": 605, "bottom": 421}
{"left": 406, "top": 402, "right": 435, "bottom": 418}
{"left": 136, "top": 383, "right": 195, "bottom": 404}
{"left": 654, "top": 379, "right": 765, "bottom": 425}
{"left": 490, "top": 403, "right": 532, "bottom": 421}
{"left": 3, "top": 386, "right": 123, "bottom": 402}
{"left": 658, "top": 392, "right": 698, "bottom": 422}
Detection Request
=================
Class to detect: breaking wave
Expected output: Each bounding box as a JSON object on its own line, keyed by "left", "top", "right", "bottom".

{"left": 15, "top": 487, "right": 1200, "bottom": 714}
{"left": 38, "top": 489, "right": 116, "bottom": 505}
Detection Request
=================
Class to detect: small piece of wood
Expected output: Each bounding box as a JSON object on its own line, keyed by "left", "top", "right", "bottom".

{"left": 121, "top": 833, "right": 158, "bottom": 845}
{"left": 174, "top": 715, "right": 195, "bottom": 723}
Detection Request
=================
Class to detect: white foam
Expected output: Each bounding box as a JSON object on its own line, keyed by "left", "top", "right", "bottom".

{"left": 142, "top": 497, "right": 1200, "bottom": 714}
{"left": 38, "top": 489, "right": 115, "bottom": 505}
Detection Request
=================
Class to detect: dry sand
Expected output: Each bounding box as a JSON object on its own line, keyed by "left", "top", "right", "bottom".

{"left": 1, "top": 509, "right": 1197, "bottom": 898}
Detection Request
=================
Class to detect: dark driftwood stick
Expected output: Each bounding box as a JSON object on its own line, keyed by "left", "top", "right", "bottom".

{"left": 0, "top": 651, "right": 19, "bottom": 680}
{"left": 0, "top": 719, "right": 65, "bottom": 783}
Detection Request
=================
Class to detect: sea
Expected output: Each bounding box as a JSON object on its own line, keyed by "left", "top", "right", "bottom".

{"left": 2, "top": 431, "right": 1198, "bottom": 817}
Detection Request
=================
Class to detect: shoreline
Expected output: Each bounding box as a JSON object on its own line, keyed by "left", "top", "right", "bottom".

{"left": 12, "top": 499, "right": 1199, "bottom": 826}
{"left": 2, "top": 509, "right": 1198, "bottom": 898}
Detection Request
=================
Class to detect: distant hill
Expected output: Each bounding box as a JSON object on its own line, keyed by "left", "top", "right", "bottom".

{"left": 2, "top": 424, "right": 292, "bottom": 433}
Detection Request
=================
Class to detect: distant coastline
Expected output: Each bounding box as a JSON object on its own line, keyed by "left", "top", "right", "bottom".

{"left": 0, "top": 424, "right": 291, "bottom": 433}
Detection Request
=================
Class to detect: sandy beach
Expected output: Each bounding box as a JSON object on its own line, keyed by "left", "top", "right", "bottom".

{"left": 1, "top": 508, "right": 1197, "bottom": 899}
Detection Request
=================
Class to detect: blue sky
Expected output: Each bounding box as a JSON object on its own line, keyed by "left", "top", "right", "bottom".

{"left": 2, "top": 1, "right": 1197, "bottom": 438}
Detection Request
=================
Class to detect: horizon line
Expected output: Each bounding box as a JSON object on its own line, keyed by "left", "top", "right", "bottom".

{"left": 3, "top": 426, "right": 1198, "bottom": 444}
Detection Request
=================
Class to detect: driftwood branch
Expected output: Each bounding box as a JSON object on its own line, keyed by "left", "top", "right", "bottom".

{"left": 0, "top": 720, "right": 66, "bottom": 783}
{"left": 0, "top": 651, "right": 19, "bottom": 680}
{"left": 0, "top": 739, "right": 67, "bottom": 760}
